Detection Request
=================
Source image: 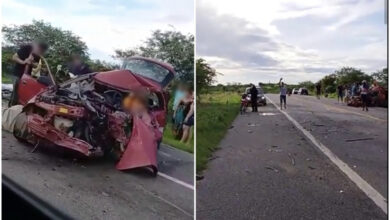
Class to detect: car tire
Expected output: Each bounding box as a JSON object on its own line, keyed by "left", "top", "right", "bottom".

{"left": 13, "top": 112, "right": 29, "bottom": 143}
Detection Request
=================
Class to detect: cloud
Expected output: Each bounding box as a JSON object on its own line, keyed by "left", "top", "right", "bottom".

{"left": 197, "top": 0, "right": 386, "bottom": 84}
{"left": 2, "top": 0, "right": 194, "bottom": 62}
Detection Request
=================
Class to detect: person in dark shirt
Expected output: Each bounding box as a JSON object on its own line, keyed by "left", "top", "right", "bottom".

{"left": 9, "top": 41, "right": 49, "bottom": 106}
{"left": 250, "top": 84, "right": 258, "bottom": 112}
{"left": 337, "top": 84, "right": 344, "bottom": 103}
{"left": 316, "top": 83, "right": 321, "bottom": 99}
{"left": 68, "top": 54, "right": 92, "bottom": 77}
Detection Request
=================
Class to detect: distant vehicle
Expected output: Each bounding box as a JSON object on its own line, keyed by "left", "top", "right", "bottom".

{"left": 292, "top": 88, "right": 298, "bottom": 94}
{"left": 244, "top": 86, "right": 267, "bottom": 106}
{"left": 298, "top": 88, "right": 309, "bottom": 95}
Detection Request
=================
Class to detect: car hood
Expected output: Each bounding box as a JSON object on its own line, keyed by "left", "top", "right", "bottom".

{"left": 93, "top": 70, "right": 162, "bottom": 92}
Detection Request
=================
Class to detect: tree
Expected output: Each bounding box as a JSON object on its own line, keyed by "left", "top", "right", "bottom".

{"left": 2, "top": 20, "right": 117, "bottom": 83}
{"left": 196, "top": 58, "right": 216, "bottom": 95}
{"left": 297, "top": 81, "right": 315, "bottom": 91}
{"left": 321, "top": 73, "right": 337, "bottom": 94}
{"left": 114, "top": 30, "right": 194, "bottom": 82}
{"left": 334, "top": 67, "right": 372, "bottom": 85}
{"left": 2, "top": 20, "right": 89, "bottom": 71}
{"left": 372, "top": 68, "right": 388, "bottom": 87}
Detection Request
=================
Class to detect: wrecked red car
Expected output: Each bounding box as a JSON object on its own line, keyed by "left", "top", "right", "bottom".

{"left": 13, "top": 57, "right": 175, "bottom": 174}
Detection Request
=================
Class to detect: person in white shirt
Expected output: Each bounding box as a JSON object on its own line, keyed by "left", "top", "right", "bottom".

{"left": 279, "top": 78, "right": 287, "bottom": 110}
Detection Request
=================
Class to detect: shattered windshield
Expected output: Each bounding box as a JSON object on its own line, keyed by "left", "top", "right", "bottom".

{"left": 122, "top": 59, "right": 172, "bottom": 85}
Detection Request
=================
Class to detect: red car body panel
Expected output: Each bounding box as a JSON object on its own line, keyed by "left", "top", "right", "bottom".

{"left": 17, "top": 57, "right": 175, "bottom": 172}
{"left": 116, "top": 116, "right": 162, "bottom": 171}
{"left": 18, "top": 74, "right": 47, "bottom": 105}
{"left": 27, "top": 113, "right": 93, "bottom": 156}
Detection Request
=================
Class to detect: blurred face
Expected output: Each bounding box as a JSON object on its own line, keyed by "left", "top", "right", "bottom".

{"left": 32, "top": 43, "right": 47, "bottom": 56}
{"left": 32, "top": 43, "right": 40, "bottom": 55}
{"left": 72, "top": 58, "right": 82, "bottom": 66}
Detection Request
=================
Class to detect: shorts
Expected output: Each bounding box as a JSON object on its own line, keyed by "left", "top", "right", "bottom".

{"left": 184, "top": 115, "right": 194, "bottom": 127}
{"left": 280, "top": 95, "right": 286, "bottom": 104}
{"left": 361, "top": 94, "right": 368, "bottom": 104}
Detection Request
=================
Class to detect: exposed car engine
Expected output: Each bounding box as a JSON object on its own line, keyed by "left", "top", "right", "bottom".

{"left": 18, "top": 75, "right": 162, "bottom": 163}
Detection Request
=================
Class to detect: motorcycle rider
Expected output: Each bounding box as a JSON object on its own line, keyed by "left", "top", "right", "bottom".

{"left": 250, "top": 84, "right": 258, "bottom": 112}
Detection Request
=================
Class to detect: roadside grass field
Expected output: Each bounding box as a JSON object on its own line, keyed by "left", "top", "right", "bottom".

{"left": 197, "top": 91, "right": 240, "bottom": 172}
{"left": 162, "top": 121, "right": 194, "bottom": 153}
{"left": 162, "top": 97, "right": 194, "bottom": 154}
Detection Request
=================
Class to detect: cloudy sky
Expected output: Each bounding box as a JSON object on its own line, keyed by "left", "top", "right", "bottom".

{"left": 2, "top": 0, "right": 194, "bottom": 63}
{"left": 197, "top": 0, "right": 387, "bottom": 84}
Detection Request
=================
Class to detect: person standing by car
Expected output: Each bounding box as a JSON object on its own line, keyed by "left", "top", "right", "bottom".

{"left": 180, "top": 88, "right": 194, "bottom": 143}
{"left": 360, "top": 80, "right": 369, "bottom": 111}
{"left": 279, "top": 78, "right": 287, "bottom": 110}
{"left": 9, "top": 41, "right": 49, "bottom": 107}
{"left": 337, "top": 84, "right": 344, "bottom": 103}
{"left": 68, "top": 54, "right": 92, "bottom": 77}
{"left": 316, "top": 82, "right": 321, "bottom": 99}
{"left": 250, "top": 84, "right": 258, "bottom": 112}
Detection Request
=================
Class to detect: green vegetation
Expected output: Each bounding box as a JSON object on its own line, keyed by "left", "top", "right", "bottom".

{"left": 197, "top": 91, "right": 240, "bottom": 172}
{"left": 162, "top": 121, "right": 194, "bottom": 153}
{"left": 161, "top": 95, "right": 194, "bottom": 154}
{"left": 2, "top": 73, "right": 12, "bottom": 83}
{"left": 114, "top": 30, "right": 194, "bottom": 83}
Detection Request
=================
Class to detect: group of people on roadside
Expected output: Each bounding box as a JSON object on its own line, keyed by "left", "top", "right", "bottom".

{"left": 172, "top": 83, "right": 194, "bottom": 143}
{"left": 336, "top": 80, "right": 370, "bottom": 111}
{"left": 9, "top": 40, "right": 92, "bottom": 107}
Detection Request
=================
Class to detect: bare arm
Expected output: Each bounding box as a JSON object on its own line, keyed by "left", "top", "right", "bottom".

{"left": 12, "top": 53, "right": 33, "bottom": 65}
{"left": 12, "top": 53, "right": 26, "bottom": 65}
{"left": 184, "top": 102, "right": 194, "bottom": 122}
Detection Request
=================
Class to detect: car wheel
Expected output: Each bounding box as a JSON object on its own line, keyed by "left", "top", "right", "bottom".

{"left": 13, "top": 112, "right": 29, "bottom": 143}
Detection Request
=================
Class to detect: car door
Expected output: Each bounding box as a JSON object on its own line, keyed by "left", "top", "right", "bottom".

{"left": 17, "top": 74, "right": 47, "bottom": 105}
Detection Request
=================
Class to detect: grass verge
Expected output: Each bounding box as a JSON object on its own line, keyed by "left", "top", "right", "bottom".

{"left": 162, "top": 121, "right": 194, "bottom": 153}
{"left": 2, "top": 73, "right": 13, "bottom": 83}
{"left": 196, "top": 91, "right": 240, "bottom": 172}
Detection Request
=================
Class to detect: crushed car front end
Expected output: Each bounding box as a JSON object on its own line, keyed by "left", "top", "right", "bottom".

{"left": 14, "top": 69, "right": 167, "bottom": 174}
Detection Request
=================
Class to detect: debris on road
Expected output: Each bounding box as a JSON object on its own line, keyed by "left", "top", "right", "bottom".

{"left": 102, "top": 191, "right": 110, "bottom": 197}
{"left": 228, "top": 125, "right": 234, "bottom": 129}
{"left": 260, "top": 113, "right": 277, "bottom": 116}
{"left": 209, "top": 155, "right": 219, "bottom": 161}
{"left": 247, "top": 130, "right": 253, "bottom": 133}
{"left": 345, "top": 138, "right": 374, "bottom": 142}
{"left": 308, "top": 166, "right": 316, "bottom": 170}
{"left": 196, "top": 174, "right": 204, "bottom": 181}
{"left": 268, "top": 148, "right": 282, "bottom": 153}
{"left": 265, "top": 166, "right": 279, "bottom": 173}
{"left": 288, "top": 153, "right": 295, "bottom": 166}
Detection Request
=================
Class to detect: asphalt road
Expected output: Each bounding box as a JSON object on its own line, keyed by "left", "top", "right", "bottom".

{"left": 2, "top": 131, "right": 194, "bottom": 219}
{"left": 197, "top": 94, "right": 387, "bottom": 220}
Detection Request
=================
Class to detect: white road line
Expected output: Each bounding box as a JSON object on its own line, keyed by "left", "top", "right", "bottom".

{"left": 159, "top": 151, "right": 172, "bottom": 158}
{"left": 158, "top": 172, "right": 194, "bottom": 190}
{"left": 266, "top": 95, "right": 387, "bottom": 214}
{"left": 137, "top": 184, "right": 194, "bottom": 218}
